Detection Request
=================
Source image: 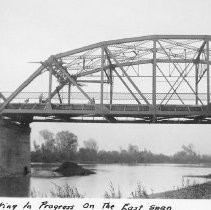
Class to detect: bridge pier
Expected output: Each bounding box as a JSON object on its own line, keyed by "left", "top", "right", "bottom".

{"left": 0, "top": 119, "right": 31, "bottom": 177}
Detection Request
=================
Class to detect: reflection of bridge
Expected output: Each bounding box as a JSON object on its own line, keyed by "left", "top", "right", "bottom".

{"left": 1, "top": 35, "right": 211, "bottom": 123}
{"left": 0, "top": 35, "right": 211, "bottom": 177}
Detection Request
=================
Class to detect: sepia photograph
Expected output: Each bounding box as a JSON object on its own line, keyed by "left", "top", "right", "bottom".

{"left": 0, "top": 0, "right": 211, "bottom": 203}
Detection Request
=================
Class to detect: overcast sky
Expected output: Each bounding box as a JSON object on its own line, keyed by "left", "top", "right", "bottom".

{"left": 1, "top": 0, "right": 211, "bottom": 155}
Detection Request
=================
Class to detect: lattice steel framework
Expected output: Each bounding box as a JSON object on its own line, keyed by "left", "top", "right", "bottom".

{"left": 0, "top": 35, "right": 211, "bottom": 124}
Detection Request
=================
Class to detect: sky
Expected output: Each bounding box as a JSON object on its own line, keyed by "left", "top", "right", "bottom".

{"left": 1, "top": 0, "right": 211, "bottom": 155}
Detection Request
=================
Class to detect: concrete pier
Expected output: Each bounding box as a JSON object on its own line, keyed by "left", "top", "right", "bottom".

{"left": 0, "top": 119, "right": 31, "bottom": 177}
{"left": 0, "top": 176, "right": 30, "bottom": 197}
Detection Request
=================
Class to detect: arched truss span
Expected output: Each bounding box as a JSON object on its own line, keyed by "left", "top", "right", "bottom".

{"left": 1, "top": 35, "right": 211, "bottom": 124}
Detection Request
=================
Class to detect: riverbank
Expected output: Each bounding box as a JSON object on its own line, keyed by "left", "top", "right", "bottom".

{"left": 150, "top": 181, "right": 211, "bottom": 199}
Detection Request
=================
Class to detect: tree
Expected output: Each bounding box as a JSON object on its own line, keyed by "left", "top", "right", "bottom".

{"left": 39, "top": 129, "right": 55, "bottom": 152}
{"left": 55, "top": 131, "right": 78, "bottom": 160}
{"left": 127, "top": 144, "right": 139, "bottom": 162}
{"left": 83, "top": 139, "right": 99, "bottom": 152}
{"left": 173, "top": 144, "right": 199, "bottom": 163}
{"left": 31, "top": 141, "right": 42, "bottom": 162}
{"left": 36, "top": 129, "right": 57, "bottom": 162}
{"left": 182, "top": 144, "right": 196, "bottom": 156}
{"left": 32, "top": 129, "right": 78, "bottom": 162}
{"left": 33, "top": 141, "right": 40, "bottom": 151}
{"left": 78, "top": 139, "right": 99, "bottom": 162}
{"left": 128, "top": 144, "right": 139, "bottom": 154}
{"left": 39, "top": 129, "right": 54, "bottom": 141}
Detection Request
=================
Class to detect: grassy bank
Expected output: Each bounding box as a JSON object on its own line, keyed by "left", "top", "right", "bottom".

{"left": 31, "top": 181, "right": 211, "bottom": 199}
{"left": 149, "top": 181, "right": 211, "bottom": 199}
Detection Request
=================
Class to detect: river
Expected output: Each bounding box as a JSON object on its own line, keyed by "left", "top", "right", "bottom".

{"left": 0, "top": 163, "right": 211, "bottom": 197}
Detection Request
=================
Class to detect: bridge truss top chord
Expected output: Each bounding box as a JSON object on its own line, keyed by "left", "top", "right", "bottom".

{"left": 1, "top": 35, "right": 211, "bottom": 124}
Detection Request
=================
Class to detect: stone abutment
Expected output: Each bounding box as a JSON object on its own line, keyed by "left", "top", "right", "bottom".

{"left": 0, "top": 119, "right": 31, "bottom": 177}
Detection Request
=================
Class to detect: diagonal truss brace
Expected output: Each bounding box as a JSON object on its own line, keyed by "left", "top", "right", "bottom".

{"left": 197, "top": 68, "right": 207, "bottom": 84}
{"left": 160, "top": 61, "right": 194, "bottom": 104}
{"left": 0, "top": 92, "right": 7, "bottom": 102}
{"left": 104, "top": 49, "right": 141, "bottom": 104}
{"left": 50, "top": 84, "right": 64, "bottom": 102}
{"left": 158, "top": 41, "right": 203, "bottom": 105}
{"left": 53, "top": 58, "right": 94, "bottom": 104}
{"left": 195, "top": 41, "right": 206, "bottom": 63}
{"left": 53, "top": 57, "right": 116, "bottom": 122}
{"left": 0, "top": 65, "right": 45, "bottom": 114}
{"left": 105, "top": 47, "right": 150, "bottom": 105}
{"left": 166, "top": 63, "right": 195, "bottom": 105}
{"left": 156, "top": 64, "right": 185, "bottom": 105}
{"left": 113, "top": 68, "right": 141, "bottom": 104}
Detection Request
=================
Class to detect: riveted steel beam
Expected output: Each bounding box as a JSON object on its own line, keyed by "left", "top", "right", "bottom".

{"left": 55, "top": 35, "right": 211, "bottom": 59}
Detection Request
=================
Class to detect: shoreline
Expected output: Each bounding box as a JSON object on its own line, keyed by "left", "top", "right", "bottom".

{"left": 31, "top": 162, "right": 211, "bottom": 167}
{"left": 149, "top": 181, "right": 211, "bottom": 199}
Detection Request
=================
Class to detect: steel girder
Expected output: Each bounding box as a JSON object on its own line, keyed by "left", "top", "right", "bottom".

{"left": 1, "top": 35, "right": 211, "bottom": 124}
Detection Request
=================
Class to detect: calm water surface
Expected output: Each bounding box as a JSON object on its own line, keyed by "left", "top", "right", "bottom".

{"left": 31, "top": 163, "right": 211, "bottom": 197}
{"left": 0, "top": 163, "right": 210, "bottom": 197}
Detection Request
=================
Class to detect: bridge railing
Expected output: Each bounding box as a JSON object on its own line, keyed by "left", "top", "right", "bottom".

{"left": 0, "top": 92, "right": 209, "bottom": 105}
{"left": 1, "top": 102, "right": 206, "bottom": 113}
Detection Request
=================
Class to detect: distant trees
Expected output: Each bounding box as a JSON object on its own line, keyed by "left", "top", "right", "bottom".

{"left": 83, "top": 139, "right": 99, "bottom": 152}
{"left": 31, "top": 131, "right": 211, "bottom": 164}
{"left": 128, "top": 144, "right": 139, "bottom": 162}
{"left": 78, "top": 139, "right": 98, "bottom": 162}
{"left": 172, "top": 144, "right": 200, "bottom": 163}
{"left": 40, "top": 129, "right": 54, "bottom": 142}
{"left": 31, "top": 130, "right": 78, "bottom": 162}
{"left": 32, "top": 130, "right": 56, "bottom": 162}
{"left": 55, "top": 131, "right": 78, "bottom": 160}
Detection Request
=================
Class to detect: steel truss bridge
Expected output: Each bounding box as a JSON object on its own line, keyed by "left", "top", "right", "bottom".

{"left": 1, "top": 35, "right": 211, "bottom": 124}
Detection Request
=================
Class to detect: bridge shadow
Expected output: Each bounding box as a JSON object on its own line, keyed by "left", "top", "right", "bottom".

{"left": 0, "top": 176, "right": 30, "bottom": 197}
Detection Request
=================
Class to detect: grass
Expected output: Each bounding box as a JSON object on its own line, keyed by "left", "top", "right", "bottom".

{"left": 31, "top": 181, "right": 148, "bottom": 198}
{"left": 104, "top": 181, "right": 122, "bottom": 199}
{"left": 150, "top": 179, "right": 211, "bottom": 199}
{"left": 130, "top": 182, "right": 149, "bottom": 198}
{"left": 30, "top": 180, "right": 211, "bottom": 199}
{"left": 162, "top": 181, "right": 211, "bottom": 199}
{"left": 30, "top": 183, "right": 84, "bottom": 198}
{"left": 50, "top": 183, "right": 84, "bottom": 198}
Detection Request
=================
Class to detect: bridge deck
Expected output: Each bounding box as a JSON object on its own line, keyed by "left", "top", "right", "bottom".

{"left": 1, "top": 103, "right": 210, "bottom": 124}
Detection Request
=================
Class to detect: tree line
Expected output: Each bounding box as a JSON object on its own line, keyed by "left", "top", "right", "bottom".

{"left": 31, "top": 129, "right": 211, "bottom": 164}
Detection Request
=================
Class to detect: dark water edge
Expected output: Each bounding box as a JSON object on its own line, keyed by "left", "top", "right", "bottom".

{"left": 0, "top": 162, "right": 92, "bottom": 197}
{"left": 0, "top": 176, "right": 30, "bottom": 197}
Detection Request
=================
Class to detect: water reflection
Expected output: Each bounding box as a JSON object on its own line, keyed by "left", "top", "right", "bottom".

{"left": 0, "top": 176, "right": 30, "bottom": 197}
